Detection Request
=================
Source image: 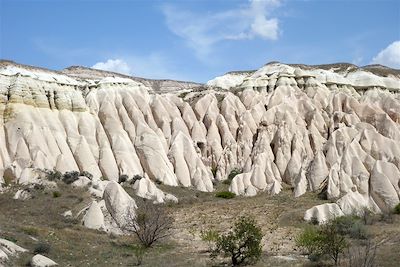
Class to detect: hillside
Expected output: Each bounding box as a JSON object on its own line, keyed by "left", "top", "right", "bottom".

{"left": 0, "top": 59, "right": 399, "bottom": 266}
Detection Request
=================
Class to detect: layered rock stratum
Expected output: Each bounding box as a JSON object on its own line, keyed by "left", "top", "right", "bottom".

{"left": 1, "top": 60, "right": 399, "bottom": 222}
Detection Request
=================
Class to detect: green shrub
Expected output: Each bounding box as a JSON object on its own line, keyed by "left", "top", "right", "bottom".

{"left": 215, "top": 191, "right": 235, "bottom": 199}
{"left": 210, "top": 216, "right": 263, "bottom": 266}
{"left": 178, "top": 91, "right": 190, "bottom": 99}
{"left": 34, "top": 242, "right": 51, "bottom": 255}
{"left": 227, "top": 168, "right": 242, "bottom": 181}
{"left": 332, "top": 216, "right": 368, "bottom": 239}
{"left": 319, "top": 222, "right": 348, "bottom": 266}
{"left": 62, "top": 171, "right": 80, "bottom": 184}
{"left": 394, "top": 203, "right": 400, "bottom": 214}
{"left": 296, "top": 226, "right": 324, "bottom": 260}
{"left": 297, "top": 221, "right": 349, "bottom": 266}
{"left": 45, "top": 169, "right": 62, "bottom": 181}
{"left": 131, "top": 174, "right": 143, "bottom": 185}
{"left": 80, "top": 171, "right": 93, "bottom": 180}
{"left": 118, "top": 174, "right": 129, "bottom": 183}
{"left": 52, "top": 191, "right": 61, "bottom": 198}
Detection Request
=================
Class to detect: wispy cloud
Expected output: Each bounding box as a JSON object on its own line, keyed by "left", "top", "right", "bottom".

{"left": 92, "top": 59, "right": 132, "bottom": 75}
{"left": 371, "top": 41, "right": 400, "bottom": 69}
{"left": 162, "top": 0, "right": 281, "bottom": 57}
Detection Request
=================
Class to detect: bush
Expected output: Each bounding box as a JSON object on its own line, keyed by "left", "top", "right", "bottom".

{"left": 319, "top": 221, "right": 349, "bottom": 266}
{"left": 394, "top": 203, "right": 400, "bottom": 214}
{"left": 346, "top": 240, "right": 377, "bottom": 267}
{"left": 296, "top": 226, "right": 324, "bottom": 260}
{"left": 118, "top": 174, "right": 129, "bottom": 183}
{"left": 52, "top": 191, "right": 61, "bottom": 198}
{"left": 215, "top": 191, "right": 235, "bottom": 199}
{"left": 210, "top": 216, "right": 263, "bottom": 266}
{"left": 332, "top": 216, "right": 368, "bottom": 239}
{"left": 34, "top": 242, "right": 51, "bottom": 255}
{"left": 62, "top": 171, "right": 80, "bottom": 184}
{"left": 227, "top": 168, "right": 242, "bottom": 181}
{"left": 297, "top": 221, "right": 349, "bottom": 266}
{"left": 80, "top": 171, "right": 93, "bottom": 180}
{"left": 122, "top": 201, "right": 174, "bottom": 248}
{"left": 45, "top": 169, "right": 62, "bottom": 181}
{"left": 131, "top": 174, "right": 143, "bottom": 185}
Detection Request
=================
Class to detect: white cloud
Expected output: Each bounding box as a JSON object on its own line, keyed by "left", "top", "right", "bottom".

{"left": 371, "top": 41, "right": 400, "bottom": 69}
{"left": 91, "top": 53, "right": 187, "bottom": 80}
{"left": 92, "top": 59, "right": 132, "bottom": 75}
{"left": 162, "top": 0, "right": 281, "bottom": 56}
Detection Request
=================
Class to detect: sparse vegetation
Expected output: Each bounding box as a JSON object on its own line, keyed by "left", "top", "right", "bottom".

{"left": 131, "top": 244, "right": 147, "bottom": 265}
{"left": 62, "top": 171, "right": 80, "bottom": 184}
{"left": 123, "top": 201, "right": 174, "bottom": 248}
{"left": 2, "top": 170, "right": 15, "bottom": 186}
{"left": 209, "top": 216, "right": 263, "bottom": 266}
{"left": 44, "top": 169, "right": 62, "bottom": 181}
{"left": 131, "top": 174, "right": 143, "bottom": 184}
{"left": 297, "top": 216, "right": 373, "bottom": 265}
{"left": 319, "top": 220, "right": 349, "bottom": 266}
{"left": 80, "top": 171, "right": 93, "bottom": 180}
{"left": 52, "top": 191, "right": 61, "bottom": 198}
{"left": 215, "top": 191, "right": 235, "bottom": 199}
{"left": 332, "top": 215, "right": 368, "bottom": 239}
{"left": 394, "top": 203, "right": 400, "bottom": 214}
{"left": 178, "top": 91, "right": 191, "bottom": 99}
{"left": 211, "top": 166, "right": 218, "bottom": 178}
{"left": 34, "top": 242, "right": 51, "bottom": 255}
{"left": 200, "top": 229, "right": 219, "bottom": 251}
{"left": 118, "top": 174, "right": 129, "bottom": 183}
{"left": 296, "top": 225, "right": 324, "bottom": 261}
{"left": 346, "top": 240, "right": 378, "bottom": 267}
{"left": 227, "top": 168, "right": 242, "bottom": 181}
{"left": 20, "top": 226, "right": 39, "bottom": 236}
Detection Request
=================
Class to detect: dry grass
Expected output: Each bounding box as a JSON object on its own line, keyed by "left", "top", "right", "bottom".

{"left": 0, "top": 183, "right": 399, "bottom": 266}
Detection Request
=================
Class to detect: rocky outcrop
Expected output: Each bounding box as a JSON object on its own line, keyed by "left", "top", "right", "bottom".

{"left": 103, "top": 181, "right": 137, "bottom": 227}
{"left": 83, "top": 201, "right": 105, "bottom": 230}
{"left": 1, "top": 60, "right": 400, "bottom": 218}
{"left": 30, "top": 254, "right": 58, "bottom": 267}
{"left": 0, "top": 238, "right": 27, "bottom": 264}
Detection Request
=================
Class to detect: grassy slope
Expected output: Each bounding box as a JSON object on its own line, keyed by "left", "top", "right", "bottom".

{"left": 0, "top": 183, "right": 399, "bottom": 266}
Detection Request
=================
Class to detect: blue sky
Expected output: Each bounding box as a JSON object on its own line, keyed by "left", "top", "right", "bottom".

{"left": 1, "top": 0, "right": 399, "bottom": 82}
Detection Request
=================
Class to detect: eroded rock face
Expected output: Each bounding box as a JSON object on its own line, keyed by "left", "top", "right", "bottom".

{"left": 103, "top": 181, "right": 137, "bottom": 226}
{"left": 1, "top": 61, "right": 400, "bottom": 217}
{"left": 83, "top": 201, "right": 105, "bottom": 230}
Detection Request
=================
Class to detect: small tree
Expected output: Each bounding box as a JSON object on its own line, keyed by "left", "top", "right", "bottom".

{"left": 211, "top": 216, "right": 263, "bottom": 266}
{"left": 296, "top": 225, "right": 324, "bottom": 261}
{"left": 123, "top": 201, "right": 174, "bottom": 248}
{"left": 320, "top": 221, "right": 348, "bottom": 266}
{"left": 346, "top": 240, "right": 377, "bottom": 267}
{"left": 296, "top": 220, "right": 349, "bottom": 266}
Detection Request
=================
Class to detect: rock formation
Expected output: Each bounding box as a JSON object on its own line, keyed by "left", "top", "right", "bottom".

{"left": 1, "top": 60, "right": 400, "bottom": 223}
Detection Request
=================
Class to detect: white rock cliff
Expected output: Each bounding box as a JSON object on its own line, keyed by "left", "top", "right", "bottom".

{"left": 1, "top": 60, "right": 399, "bottom": 223}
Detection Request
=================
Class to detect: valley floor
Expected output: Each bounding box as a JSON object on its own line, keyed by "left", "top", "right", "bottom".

{"left": 1, "top": 183, "right": 399, "bottom": 266}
